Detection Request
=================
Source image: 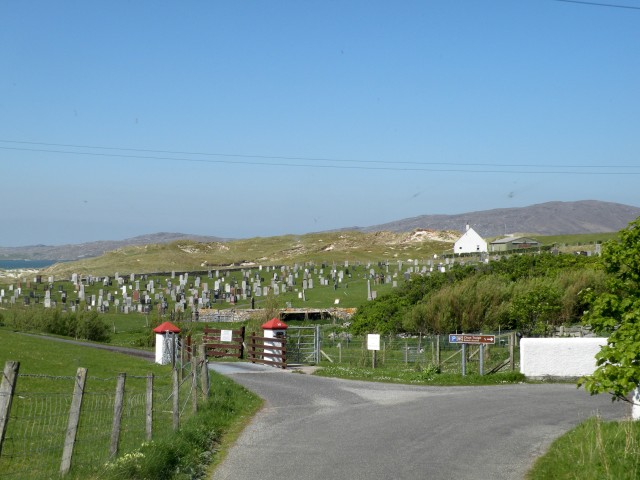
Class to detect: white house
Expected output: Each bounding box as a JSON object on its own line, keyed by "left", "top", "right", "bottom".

{"left": 453, "top": 225, "right": 487, "bottom": 254}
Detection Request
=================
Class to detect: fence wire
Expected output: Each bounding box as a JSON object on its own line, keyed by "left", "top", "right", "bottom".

{"left": 0, "top": 364, "right": 204, "bottom": 480}
{"left": 318, "top": 331, "right": 519, "bottom": 374}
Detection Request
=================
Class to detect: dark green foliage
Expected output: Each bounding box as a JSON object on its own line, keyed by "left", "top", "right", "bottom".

{"left": 350, "top": 253, "right": 605, "bottom": 335}
{"left": 509, "top": 280, "right": 562, "bottom": 336}
{"left": 4, "top": 307, "right": 111, "bottom": 342}
{"left": 579, "top": 217, "right": 640, "bottom": 400}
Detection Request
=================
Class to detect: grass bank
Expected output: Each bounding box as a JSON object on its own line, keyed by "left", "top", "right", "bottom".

{"left": 0, "top": 329, "right": 262, "bottom": 479}
{"left": 99, "top": 375, "right": 262, "bottom": 480}
{"left": 527, "top": 416, "right": 640, "bottom": 480}
{"left": 314, "top": 363, "right": 526, "bottom": 385}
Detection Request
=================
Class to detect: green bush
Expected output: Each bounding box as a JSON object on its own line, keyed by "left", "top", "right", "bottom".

{"left": 350, "top": 253, "right": 605, "bottom": 335}
{"left": 3, "top": 306, "right": 111, "bottom": 342}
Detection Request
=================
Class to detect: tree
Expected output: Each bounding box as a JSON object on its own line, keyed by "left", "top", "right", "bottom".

{"left": 508, "top": 280, "right": 562, "bottom": 336}
{"left": 579, "top": 218, "right": 640, "bottom": 402}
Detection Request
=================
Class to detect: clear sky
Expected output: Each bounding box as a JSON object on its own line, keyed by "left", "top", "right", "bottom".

{"left": 1, "top": 0, "right": 639, "bottom": 247}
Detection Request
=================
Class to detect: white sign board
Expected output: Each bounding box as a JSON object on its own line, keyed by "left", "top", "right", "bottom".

{"left": 367, "top": 334, "right": 381, "bottom": 351}
{"left": 220, "top": 330, "right": 233, "bottom": 342}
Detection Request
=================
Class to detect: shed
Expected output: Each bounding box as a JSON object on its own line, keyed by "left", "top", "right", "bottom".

{"left": 490, "top": 236, "right": 540, "bottom": 252}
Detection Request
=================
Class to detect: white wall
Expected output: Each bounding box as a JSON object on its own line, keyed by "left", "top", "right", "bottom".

{"left": 520, "top": 337, "right": 607, "bottom": 378}
{"left": 453, "top": 228, "right": 488, "bottom": 254}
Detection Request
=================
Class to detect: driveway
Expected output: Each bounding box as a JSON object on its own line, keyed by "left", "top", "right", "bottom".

{"left": 209, "top": 363, "right": 624, "bottom": 480}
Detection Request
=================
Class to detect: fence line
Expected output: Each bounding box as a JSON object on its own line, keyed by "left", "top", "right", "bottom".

{"left": 318, "top": 331, "right": 519, "bottom": 374}
{"left": 0, "top": 355, "right": 210, "bottom": 479}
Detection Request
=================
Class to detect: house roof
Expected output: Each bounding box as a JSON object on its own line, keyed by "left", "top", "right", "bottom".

{"left": 455, "top": 227, "right": 485, "bottom": 243}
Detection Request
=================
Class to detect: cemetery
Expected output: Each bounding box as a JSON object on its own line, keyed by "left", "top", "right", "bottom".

{"left": 0, "top": 255, "right": 484, "bottom": 322}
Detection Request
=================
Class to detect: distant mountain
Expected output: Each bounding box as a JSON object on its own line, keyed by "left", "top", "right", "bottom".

{"left": 3, "top": 201, "right": 638, "bottom": 262}
{"left": 360, "top": 200, "right": 640, "bottom": 237}
{"left": 0, "top": 233, "right": 229, "bottom": 261}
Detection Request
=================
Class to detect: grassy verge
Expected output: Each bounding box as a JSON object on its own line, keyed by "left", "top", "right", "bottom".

{"left": 314, "top": 363, "right": 526, "bottom": 385}
{"left": 527, "top": 416, "right": 640, "bottom": 480}
{"left": 99, "top": 374, "right": 262, "bottom": 480}
{"left": 0, "top": 329, "right": 262, "bottom": 479}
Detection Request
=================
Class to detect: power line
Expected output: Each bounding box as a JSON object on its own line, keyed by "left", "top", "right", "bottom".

{"left": 1, "top": 145, "right": 638, "bottom": 175}
{"left": 0, "top": 140, "right": 637, "bottom": 172}
{"left": 553, "top": 0, "right": 640, "bottom": 10}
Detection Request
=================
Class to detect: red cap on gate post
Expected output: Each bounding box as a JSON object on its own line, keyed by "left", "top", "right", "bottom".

{"left": 153, "top": 321, "right": 181, "bottom": 333}
{"left": 261, "top": 318, "right": 288, "bottom": 330}
{"left": 153, "top": 321, "right": 181, "bottom": 365}
{"left": 261, "top": 318, "right": 287, "bottom": 368}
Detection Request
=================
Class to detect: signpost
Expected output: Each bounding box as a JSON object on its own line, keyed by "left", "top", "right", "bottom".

{"left": 367, "top": 334, "right": 380, "bottom": 368}
{"left": 448, "top": 334, "right": 495, "bottom": 345}
{"left": 448, "top": 334, "right": 496, "bottom": 376}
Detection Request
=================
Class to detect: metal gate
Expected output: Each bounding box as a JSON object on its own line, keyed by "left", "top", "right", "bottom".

{"left": 286, "top": 326, "right": 319, "bottom": 365}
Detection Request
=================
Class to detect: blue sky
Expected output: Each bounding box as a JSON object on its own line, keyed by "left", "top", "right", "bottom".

{"left": 1, "top": 0, "right": 639, "bottom": 246}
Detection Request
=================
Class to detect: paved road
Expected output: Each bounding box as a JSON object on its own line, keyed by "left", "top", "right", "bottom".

{"left": 210, "top": 363, "right": 624, "bottom": 480}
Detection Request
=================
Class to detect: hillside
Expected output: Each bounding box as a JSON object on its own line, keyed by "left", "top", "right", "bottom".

{"left": 3, "top": 200, "right": 638, "bottom": 264}
{"left": 361, "top": 200, "right": 640, "bottom": 236}
{"left": 41, "top": 230, "right": 458, "bottom": 277}
{"left": 0, "top": 232, "right": 229, "bottom": 261}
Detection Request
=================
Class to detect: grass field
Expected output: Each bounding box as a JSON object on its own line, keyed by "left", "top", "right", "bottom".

{"left": 0, "top": 329, "right": 261, "bottom": 479}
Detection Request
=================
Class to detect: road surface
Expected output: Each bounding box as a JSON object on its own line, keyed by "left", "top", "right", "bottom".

{"left": 210, "top": 363, "right": 624, "bottom": 480}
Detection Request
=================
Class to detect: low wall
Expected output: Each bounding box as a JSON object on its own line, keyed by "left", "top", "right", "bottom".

{"left": 520, "top": 337, "right": 607, "bottom": 379}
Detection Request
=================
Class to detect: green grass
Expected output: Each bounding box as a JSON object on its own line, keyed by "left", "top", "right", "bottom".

{"left": 0, "top": 328, "right": 166, "bottom": 381}
{"left": 0, "top": 329, "right": 262, "bottom": 480}
{"left": 99, "top": 375, "right": 262, "bottom": 480}
{"left": 314, "top": 363, "right": 525, "bottom": 385}
{"left": 527, "top": 416, "right": 640, "bottom": 480}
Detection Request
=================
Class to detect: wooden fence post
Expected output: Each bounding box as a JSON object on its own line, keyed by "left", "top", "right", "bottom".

{"left": 249, "top": 332, "right": 256, "bottom": 363}
{"left": 60, "top": 367, "right": 87, "bottom": 476}
{"left": 145, "top": 373, "right": 153, "bottom": 442}
{"left": 199, "top": 344, "right": 209, "bottom": 401}
{"left": 436, "top": 335, "right": 440, "bottom": 367}
{"left": 0, "top": 361, "right": 20, "bottom": 458}
{"left": 509, "top": 332, "right": 515, "bottom": 371}
{"left": 172, "top": 368, "right": 180, "bottom": 431}
{"left": 109, "top": 373, "right": 126, "bottom": 458}
{"left": 191, "top": 346, "right": 198, "bottom": 414}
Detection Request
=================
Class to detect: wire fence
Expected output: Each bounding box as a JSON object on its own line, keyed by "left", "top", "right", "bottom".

{"left": 0, "top": 349, "right": 209, "bottom": 479}
{"left": 318, "top": 330, "right": 519, "bottom": 374}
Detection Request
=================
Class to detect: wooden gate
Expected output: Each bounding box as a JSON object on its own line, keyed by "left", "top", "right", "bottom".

{"left": 247, "top": 333, "right": 287, "bottom": 369}
{"left": 203, "top": 326, "right": 245, "bottom": 359}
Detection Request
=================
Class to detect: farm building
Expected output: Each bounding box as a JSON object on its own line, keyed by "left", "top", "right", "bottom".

{"left": 490, "top": 236, "right": 541, "bottom": 252}
{"left": 453, "top": 225, "right": 488, "bottom": 254}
